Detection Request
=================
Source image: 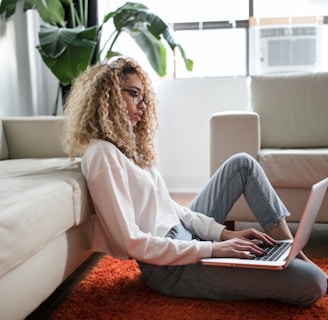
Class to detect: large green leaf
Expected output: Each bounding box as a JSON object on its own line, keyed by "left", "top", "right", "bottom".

{"left": 125, "top": 25, "right": 166, "bottom": 76}
{"left": 103, "top": 3, "right": 167, "bottom": 75}
{"left": 111, "top": 3, "right": 166, "bottom": 36}
{"left": 103, "top": 1, "right": 192, "bottom": 76}
{"left": 103, "top": 2, "right": 148, "bottom": 25}
{"left": 38, "top": 24, "right": 97, "bottom": 57}
{"left": 0, "top": 0, "right": 65, "bottom": 26}
{"left": 162, "top": 28, "right": 193, "bottom": 72}
{"left": 24, "top": 0, "right": 65, "bottom": 26}
{"left": 105, "top": 50, "right": 124, "bottom": 60}
{"left": 176, "top": 44, "right": 194, "bottom": 71}
{"left": 37, "top": 24, "right": 98, "bottom": 85}
{"left": 0, "top": 0, "right": 21, "bottom": 17}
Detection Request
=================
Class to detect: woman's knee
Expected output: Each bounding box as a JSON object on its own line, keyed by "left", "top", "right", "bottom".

{"left": 226, "top": 152, "right": 256, "bottom": 167}
{"left": 221, "top": 152, "right": 257, "bottom": 176}
{"left": 287, "top": 261, "right": 327, "bottom": 306}
{"left": 302, "top": 267, "right": 326, "bottom": 305}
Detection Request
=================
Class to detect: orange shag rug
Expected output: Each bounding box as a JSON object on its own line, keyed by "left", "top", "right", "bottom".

{"left": 50, "top": 256, "right": 328, "bottom": 320}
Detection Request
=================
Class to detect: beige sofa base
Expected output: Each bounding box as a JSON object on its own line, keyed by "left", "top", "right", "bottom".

{"left": 0, "top": 217, "right": 93, "bottom": 320}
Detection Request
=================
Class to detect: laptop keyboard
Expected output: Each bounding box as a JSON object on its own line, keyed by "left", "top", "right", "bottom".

{"left": 254, "top": 241, "right": 292, "bottom": 261}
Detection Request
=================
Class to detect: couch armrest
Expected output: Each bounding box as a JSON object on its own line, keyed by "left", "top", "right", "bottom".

{"left": 2, "top": 116, "right": 67, "bottom": 159}
{"left": 210, "top": 111, "right": 260, "bottom": 175}
{"left": 0, "top": 118, "right": 9, "bottom": 160}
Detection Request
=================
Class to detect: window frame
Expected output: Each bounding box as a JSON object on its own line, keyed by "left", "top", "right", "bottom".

{"left": 170, "top": 0, "right": 328, "bottom": 77}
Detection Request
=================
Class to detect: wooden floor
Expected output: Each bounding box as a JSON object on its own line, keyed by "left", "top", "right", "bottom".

{"left": 171, "top": 193, "right": 328, "bottom": 259}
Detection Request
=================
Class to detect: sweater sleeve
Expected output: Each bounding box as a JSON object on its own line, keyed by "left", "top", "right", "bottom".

{"left": 83, "top": 144, "right": 213, "bottom": 265}
{"left": 173, "top": 201, "right": 226, "bottom": 241}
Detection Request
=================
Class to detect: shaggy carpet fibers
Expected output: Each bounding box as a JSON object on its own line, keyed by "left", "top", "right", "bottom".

{"left": 50, "top": 256, "right": 328, "bottom": 320}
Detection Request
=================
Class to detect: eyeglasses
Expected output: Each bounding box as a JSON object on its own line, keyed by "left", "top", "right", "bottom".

{"left": 123, "top": 88, "right": 147, "bottom": 106}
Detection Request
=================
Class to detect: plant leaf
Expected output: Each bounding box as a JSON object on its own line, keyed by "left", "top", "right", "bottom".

{"left": 175, "top": 44, "right": 194, "bottom": 71}
{"left": 38, "top": 24, "right": 97, "bottom": 56}
{"left": 24, "top": 0, "right": 65, "bottom": 26}
{"left": 104, "top": 1, "right": 192, "bottom": 75}
{"left": 162, "top": 28, "right": 193, "bottom": 72}
{"left": 126, "top": 25, "right": 166, "bottom": 77}
{"left": 0, "top": 0, "right": 20, "bottom": 18}
{"left": 0, "top": 0, "right": 66, "bottom": 25}
{"left": 38, "top": 24, "right": 98, "bottom": 85}
{"left": 105, "top": 50, "right": 123, "bottom": 60}
{"left": 103, "top": 2, "right": 148, "bottom": 24}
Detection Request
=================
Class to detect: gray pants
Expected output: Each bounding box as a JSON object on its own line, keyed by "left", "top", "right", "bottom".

{"left": 138, "top": 153, "right": 326, "bottom": 306}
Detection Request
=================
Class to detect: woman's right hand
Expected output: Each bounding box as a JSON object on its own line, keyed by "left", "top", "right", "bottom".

{"left": 211, "top": 238, "right": 266, "bottom": 259}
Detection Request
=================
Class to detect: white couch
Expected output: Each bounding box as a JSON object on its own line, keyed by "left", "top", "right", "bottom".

{"left": 0, "top": 116, "right": 95, "bottom": 320}
{"left": 210, "top": 72, "right": 328, "bottom": 226}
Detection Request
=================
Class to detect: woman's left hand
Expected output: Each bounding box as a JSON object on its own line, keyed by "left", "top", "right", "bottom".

{"left": 221, "top": 228, "right": 277, "bottom": 247}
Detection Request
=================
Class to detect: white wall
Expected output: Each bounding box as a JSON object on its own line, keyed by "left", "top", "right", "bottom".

{"left": 154, "top": 76, "right": 249, "bottom": 193}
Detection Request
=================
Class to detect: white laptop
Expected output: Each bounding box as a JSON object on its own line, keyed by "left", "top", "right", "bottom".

{"left": 201, "top": 177, "right": 328, "bottom": 270}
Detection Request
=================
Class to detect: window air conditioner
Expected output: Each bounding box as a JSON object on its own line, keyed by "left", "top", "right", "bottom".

{"left": 250, "top": 25, "right": 322, "bottom": 74}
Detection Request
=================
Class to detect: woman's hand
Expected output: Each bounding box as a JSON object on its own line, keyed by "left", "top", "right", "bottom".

{"left": 210, "top": 228, "right": 278, "bottom": 259}
{"left": 211, "top": 238, "right": 267, "bottom": 259}
{"left": 221, "top": 228, "right": 277, "bottom": 246}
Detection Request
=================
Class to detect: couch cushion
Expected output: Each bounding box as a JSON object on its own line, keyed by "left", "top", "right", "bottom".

{"left": 0, "top": 118, "right": 9, "bottom": 160}
{"left": 251, "top": 73, "right": 328, "bottom": 148}
{"left": 0, "top": 158, "right": 94, "bottom": 278}
{"left": 259, "top": 148, "right": 328, "bottom": 188}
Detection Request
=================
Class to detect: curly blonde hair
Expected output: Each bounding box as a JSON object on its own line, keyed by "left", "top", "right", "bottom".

{"left": 62, "top": 57, "right": 159, "bottom": 168}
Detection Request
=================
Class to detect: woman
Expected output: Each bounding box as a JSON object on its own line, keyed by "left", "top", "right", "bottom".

{"left": 62, "top": 57, "right": 327, "bottom": 306}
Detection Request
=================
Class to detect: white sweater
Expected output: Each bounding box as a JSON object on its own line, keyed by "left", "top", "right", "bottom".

{"left": 81, "top": 139, "right": 225, "bottom": 265}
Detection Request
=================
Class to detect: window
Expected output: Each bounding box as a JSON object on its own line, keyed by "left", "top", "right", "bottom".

{"left": 98, "top": 0, "right": 328, "bottom": 78}
{"left": 140, "top": 0, "right": 249, "bottom": 23}
{"left": 149, "top": 0, "right": 250, "bottom": 78}
{"left": 253, "top": 0, "right": 328, "bottom": 17}
{"left": 174, "top": 28, "right": 247, "bottom": 78}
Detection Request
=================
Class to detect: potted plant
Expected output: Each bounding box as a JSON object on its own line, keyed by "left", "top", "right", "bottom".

{"left": 0, "top": 0, "right": 193, "bottom": 88}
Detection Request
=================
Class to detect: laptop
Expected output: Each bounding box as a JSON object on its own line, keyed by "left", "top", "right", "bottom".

{"left": 201, "top": 177, "right": 328, "bottom": 270}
